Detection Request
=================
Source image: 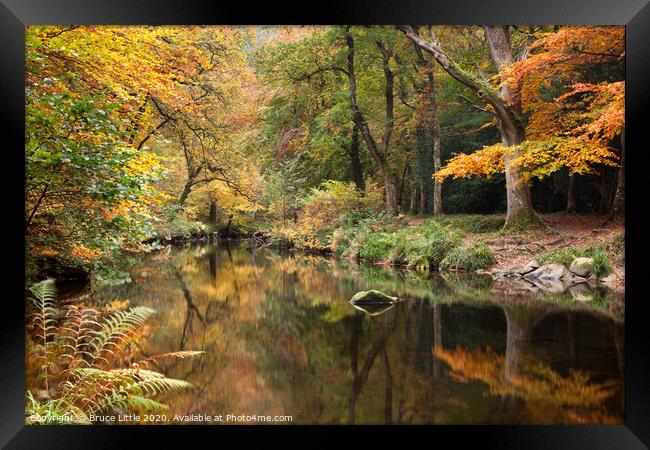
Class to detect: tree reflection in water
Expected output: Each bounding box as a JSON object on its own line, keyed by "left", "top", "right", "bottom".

{"left": 92, "top": 241, "right": 624, "bottom": 424}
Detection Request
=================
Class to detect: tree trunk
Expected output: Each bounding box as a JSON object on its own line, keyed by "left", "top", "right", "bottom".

{"left": 409, "top": 183, "right": 419, "bottom": 215}
{"left": 413, "top": 36, "right": 442, "bottom": 215}
{"left": 609, "top": 128, "right": 625, "bottom": 219}
{"left": 422, "top": 44, "right": 443, "bottom": 214}
{"left": 208, "top": 200, "right": 217, "bottom": 225}
{"left": 484, "top": 26, "right": 537, "bottom": 227}
{"left": 566, "top": 173, "right": 577, "bottom": 213}
{"left": 400, "top": 25, "right": 538, "bottom": 227}
{"left": 345, "top": 27, "right": 398, "bottom": 215}
{"left": 178, "top": 182, "right": 193, "bottom": 206}
{"left": 348, "top": 123, "right": 365, "bottom": 191}
{"left": 501, "top": 129, "right": 535, "bottom": 225}
{"left": 419, "top": 179, "right": 428, "bottom": 214}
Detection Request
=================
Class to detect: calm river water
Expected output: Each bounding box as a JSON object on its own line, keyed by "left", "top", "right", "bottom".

{"left": 92, "top": 240, "right": 624, "bottom": 425}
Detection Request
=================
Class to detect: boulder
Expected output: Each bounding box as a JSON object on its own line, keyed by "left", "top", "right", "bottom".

{"left": 505, "top": 263, "right": 535, "bottom": 275}
{"left": 562, "top": 272, "right": 588, "bottom": 286}
{"left": 349, "top": 290, "right": 398, "bottom": 305}
{"left": 526, "top": 259, "right": 540, "bottom": 269}
{"left": 569, "top": 257, "right": 594, "bottom": 277}
{"left": 524, "top": 263, "right": 569, "bottom": 281}
{"left": 569, "top": 283, "right": 593, "bottom": 302}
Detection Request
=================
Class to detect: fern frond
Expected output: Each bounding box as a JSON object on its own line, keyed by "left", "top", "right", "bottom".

{"left": 28, "top": 279, "right": 59, "bottom": 392}
{"left": 87, "top": 307, "right": 155, "bottom": 367}
{"left": 137, "top": 350, "right": 205, "bottom": 368}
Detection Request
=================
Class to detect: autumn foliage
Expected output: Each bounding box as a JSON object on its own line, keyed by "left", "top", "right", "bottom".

{"left": 436, "top": 26, "right": 624, "bottom": 183}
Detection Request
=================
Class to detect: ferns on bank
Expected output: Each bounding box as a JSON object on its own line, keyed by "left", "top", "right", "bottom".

{"left": 26, "top": 279, "right": 202, "bottom": 425}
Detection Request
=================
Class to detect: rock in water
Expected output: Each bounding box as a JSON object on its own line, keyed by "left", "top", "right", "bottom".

{"left": 524, "top": 263, "right": 568, "bottom": 281}
{"left": 505, "top": 263, "right": 535, "bottom": 275}
{"left": 349, "top": 290, "right": 398, "bottom": 305}
{"left": 569, "top": 257, "right": 594, "bottom": 277}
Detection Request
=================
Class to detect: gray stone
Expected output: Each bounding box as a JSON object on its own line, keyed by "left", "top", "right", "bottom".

{"left": 569, "top": 257, "right": 594, "bottom": 277}
{"left": 526, "top": 259, "right": 540, "bottom": 269}
{"left": 524, "top": 263, "right": 569, "bottom": 281}
{"left": 570, "top": 283, "right": 593, "bottom": 302}
{"left": 506, "top": 263, "right": 535, "bottom": 275}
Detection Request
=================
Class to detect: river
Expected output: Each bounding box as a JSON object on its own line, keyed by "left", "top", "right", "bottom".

{"left": 91, "top": 240, "right": 624, "bottom": 425}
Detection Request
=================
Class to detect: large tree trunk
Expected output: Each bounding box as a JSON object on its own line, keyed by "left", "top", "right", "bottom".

{"left": 501, "top": 128, "right": 535, "bottom": 225}
{"left": 484, "top": 26, "right": 536, "bottom": 227}
{"left": 345, "top": 27, "right": 398, "bottom": 215}
{"left": 609, "top": 127, "right": 625, "bottom": 219}
{"left": 400, "top": 25, "right": 538, "bottom": 227}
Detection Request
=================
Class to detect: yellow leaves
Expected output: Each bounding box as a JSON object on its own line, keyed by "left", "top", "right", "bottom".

{"left": 436, "top": 136, "right": 619, "bottom": 182}
{"left": 69, "top": 245, "right": 102, "bottom": 262}
{"left": 27, "top": 25, "right": 247, "bottom": 116}
{"left": 435, "top": 143, "right": 505, "bottom": 180}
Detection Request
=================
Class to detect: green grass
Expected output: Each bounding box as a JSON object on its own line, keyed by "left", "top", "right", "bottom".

{"left": 440, "top": 241, "right": 495, "bottom": 272}
{"left": 359, "top": 232, "right": 397, "bottom": 261}
{"left": 354, "top": 221, "right": 463, "bottom": 270}
{"left": 432, "top": 214, "right": 505, "bottom": 234}
{"left": 537, "top": 244, "right": 613, "bottom": 278}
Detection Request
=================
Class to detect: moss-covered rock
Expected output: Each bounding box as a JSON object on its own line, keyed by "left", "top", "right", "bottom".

{"left": 349, "top": 290, "right": 398, "bottom": 305}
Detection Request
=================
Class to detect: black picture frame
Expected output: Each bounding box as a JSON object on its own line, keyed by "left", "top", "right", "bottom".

{"left": 1, "top": 1, "right": 648, "bottom": 448}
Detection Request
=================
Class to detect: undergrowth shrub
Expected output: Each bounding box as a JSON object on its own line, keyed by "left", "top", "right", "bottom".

{"left": 155, "top": 205, "right": 207, "bottom": 240}
{"left": 271, "top": 181, "right": 383, "bottom": 251}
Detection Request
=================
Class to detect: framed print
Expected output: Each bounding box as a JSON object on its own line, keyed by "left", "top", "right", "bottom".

{"left": 1, "top": 0, "right": 648, "bottom": 448}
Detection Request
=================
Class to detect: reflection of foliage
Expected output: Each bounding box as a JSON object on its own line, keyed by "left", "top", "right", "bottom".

{"left": 88, "top": 243, "right": 623, "bottom": 424}
{"left": 26, "top": 280, "right": 200, "bottom": 424}
{"left": 434, "top": 346, "right": 620, "bottom": 424}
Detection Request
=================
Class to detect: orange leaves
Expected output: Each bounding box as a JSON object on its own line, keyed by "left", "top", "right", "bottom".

{"left": 27, "top": 25, "right": 246, "bottom": 119}
{"left": 435, "top": 143, "right": 505, "bottom": 180}
{"left": 437, "top": 26, "right": 624, "bottom": 183}
{"left": 436, "top": 137, "right": 619, "bottom": 182}
{"left": 503, "top": 26, "right": 624, "bottom": 91}
{"left": 559, "top": 81, "right": 625, "bottom": 143}
{"left": 434, "top": 345, "right": 620, "bottom": 424}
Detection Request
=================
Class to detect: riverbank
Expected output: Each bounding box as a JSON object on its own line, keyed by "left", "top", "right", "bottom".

{"left": 260, "top": 212, "right": 624, "bottom": 288}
